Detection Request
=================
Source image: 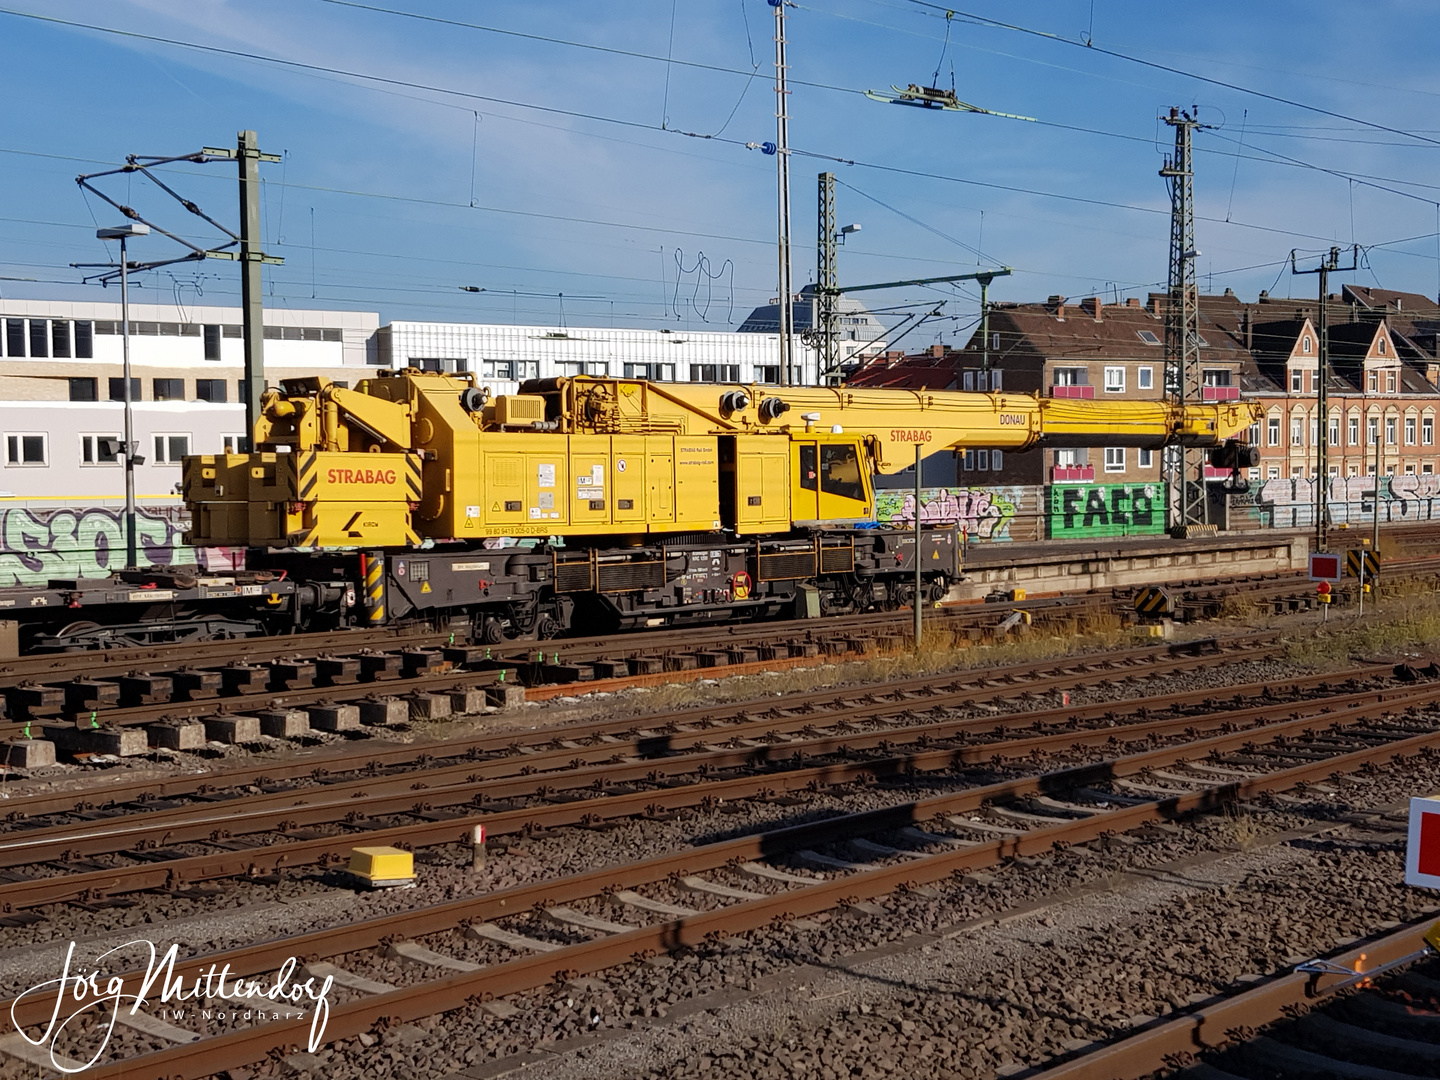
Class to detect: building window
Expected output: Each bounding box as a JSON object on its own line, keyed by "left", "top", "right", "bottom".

{"left": 1379, "top": 336, "right": 1388, "bottom": 355}
{"left": 1267, "top": 466, "right": 1280, "bottom": 479}
{"left": 1302, "top": 335, "right": 1312, "bottom": 354}
{"left": 203, "top": 324, "right": 222, "bottom": 361}
{"left": 412, "top": 357, "right": 468, "bottom": 373}
{"left": 1368, "top": 371, "right": 1378, "bottom": 392}
{"left": 1137, "top": 367, "right": 1153, "bottom": 390}
{"left": 990, "top": 332, "right": 1000, "bottom": 352}
{"left": 989, "top": 370, "right": 1002, "bottom": 391}
{"left": 5, "top": 434, "right": 46, "bottom": 466}
{"left": 1103, "top": 447, "right": 1125, "bottom": 472}
{"left": 1368, "top": 416, "right": 1379, "bottom": 445}
{"left": 976, "top": 450, "right": 989, "bottom": 470}
{"left": 1290, "top": 369, "right": 1303, "bottom": 392}
{"left": 1139, "top": 448, "right": 1154, "bottom": 468}
{"left": 81, "top": 435, "right": 121, "bottom": 465}
{"left": 1053, "top": 367, "right": 1086, "bottom": 386}
{"left": 51, "top": 321, "right": 71, "bottom": 359}
{"left": 1202, "top": 369, "right": 1231, "bottom": 387}
{"left": 108, "top": 377, "right": 141, "bottom": 402}
{"left": 195, "top": 379, "right": 228, "bottom": 403}
{"left": 4, "top": 319, "right": 24, "bottom": 357}
{"left": 1349, "top": 416, "right": 1360, "bottom": 446}
{"left": 28, "top": 320, "right": 47, "bottom": 359}
{"left": 757, "top": 366, "right": 780, "bottom": 384}
{"left": 992, "top": 449, "right": 1003, "bottom": 469}
{"left": 961, "top": 450, "right": 974, "bottom": 471}
{"left": 962, "top": 371, "right": 974, "bottom": 391}
{"left": 1329, "top": 416, "right": 1340, "bottom": 446}
{"left": 1387, "top": 371, "right": 1397, "bottom": 393}
{"left": 223, "top": 435, "right": 251, "bottom": 454}
{"left": 1291, "top": 416, "right": 1304, "bottom": 446}
{"left": 1055, "top": 448, "right": 1083, "bottom": 467}
{"left": 1406, "top": 416, "right": 1417, "bottom": 445}
{"left": 623, "top": 363, "right": 675, "bottom": 380}
{"left": 153, "top": 434, "right": 190, "bottom": 464}
{"left": 689, "top": 364, "right": 739, "bottom": 382}
{"left": 1267, "top": 416, "right": 1281, "bottom": 446}
{"left": 153, "top": 379, "right": 185, "bottom": 402}
{"left": 1424, "top": 416, "right": 1434, "bottom": 446}
{"left": 1426, "top": 463, "right": 1435, "bottom": 475}
{"left": 1386, "top": 416, "right": 1398, "bottom": 445}
{"left": 67, "top": 377, "right": 97, "bottom": 402}
{"left": 1103, "top": 367, "right": 1125, "bottom": 393}
{"left": 74, "top": 321, "right": 93, "bottom": 359}
{"left": 1135, "top": 330, "right": 1161, "bottom": 346}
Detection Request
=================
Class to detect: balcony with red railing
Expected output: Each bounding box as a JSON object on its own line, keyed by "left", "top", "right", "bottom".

{"left": 1201, "top": 385, "right": 1241, "bottom": 401}
{"left": 1051, "top": 465, "right": 1096, "bottom": 482}
{"left": 1050, "top": 384, "right": 1095, "bottom": 399}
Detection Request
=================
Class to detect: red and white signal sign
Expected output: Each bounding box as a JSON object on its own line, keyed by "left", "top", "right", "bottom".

{"left": 1406, "top": 796, "right": 1440, "bottom": 888}
{"left": 1309, "top": 552, "right": 1343, "bottom": 582}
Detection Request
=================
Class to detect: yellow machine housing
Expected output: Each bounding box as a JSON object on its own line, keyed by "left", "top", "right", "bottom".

{"left": 184, "top": 372, "right": 1261, "bottom": 549}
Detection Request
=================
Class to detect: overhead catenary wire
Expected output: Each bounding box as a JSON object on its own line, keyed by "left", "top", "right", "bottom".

{"left": 2, "top": 4, "right": 1419, "bottom": 255}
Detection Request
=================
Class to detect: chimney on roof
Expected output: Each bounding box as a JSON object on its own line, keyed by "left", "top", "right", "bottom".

{"left": 1259, "top": 289, "right": 1270, "bottom": 301}
{"left": 1126, "top": 297, "right": 1141, "bottom": 308}
{"left": 928, "top": 344, "right": 944, "bottom": 358}
{"left": 1224, "top": 287, "right": 1235, "bottom": 297}
{"left": 1081, "top": 297, "right": 1102, "bottom": 321}
{"left": 1047, "top": 295, "right": 1067, "bottom": 318}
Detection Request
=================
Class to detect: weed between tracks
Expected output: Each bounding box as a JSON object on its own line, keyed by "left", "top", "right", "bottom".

{"left": 624, "top": 612, "right": 1143, "bottom": 714}
{"left": 1285, "top": 577, "right": 1440, "bottom": 667}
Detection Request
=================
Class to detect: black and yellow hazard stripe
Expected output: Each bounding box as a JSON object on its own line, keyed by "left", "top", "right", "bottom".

{"left": 1346, "top": 550, "right": 1381, "bottom": 578}
{"left": 405, "top": 453, "right": 423, "bottom": 502}
{"left": 1134, "top": 586, "right": 1172, "bottom": 615}
{"left": 297, "top": 450, "right": 320, "bottom": 501}
{"left": 363, "top": 551, "right": 386, "bottom": 623}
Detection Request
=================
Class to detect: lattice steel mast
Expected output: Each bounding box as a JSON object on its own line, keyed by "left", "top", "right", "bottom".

{"left": 1160, "top": 108, "right": 1206, "bottom": 533}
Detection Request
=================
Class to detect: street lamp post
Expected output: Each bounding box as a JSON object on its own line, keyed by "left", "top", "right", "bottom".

{"left": 96, "top": 223, "right": 149, "bottom": 569}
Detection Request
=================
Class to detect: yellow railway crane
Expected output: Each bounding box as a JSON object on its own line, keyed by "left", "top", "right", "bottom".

{"left": 183, "top": 372, "right": 1260, "bottom": 637}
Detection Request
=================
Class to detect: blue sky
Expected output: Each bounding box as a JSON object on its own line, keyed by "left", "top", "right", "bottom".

{"left": 4, "top": 1, "right": 1440, "bottom": 348}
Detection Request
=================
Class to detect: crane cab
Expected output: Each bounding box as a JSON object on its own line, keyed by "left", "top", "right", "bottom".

{"left": 790, "top": 436, "right": 873, "bottom": 528}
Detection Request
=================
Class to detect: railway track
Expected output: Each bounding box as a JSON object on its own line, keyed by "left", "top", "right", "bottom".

{"left": 0, "top": 632, "right": 1306, "bottom": 904}
{"left": 14, "top": 659, "right": 1440, "bottom": 1078}
{"left": 1024, "top": 918, "right": 1440, "bottom": 1079}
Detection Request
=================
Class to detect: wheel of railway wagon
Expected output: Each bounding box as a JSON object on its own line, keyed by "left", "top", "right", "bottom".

{"left": 535, "top": 613, "right": 561, "bottom": 640}
{"left": 478, "top": 616, "right": 504, "bottom": 644}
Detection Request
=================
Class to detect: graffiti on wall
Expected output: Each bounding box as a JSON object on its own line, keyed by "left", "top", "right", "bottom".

{"left": 0, "top": 506, "right": 235, "bottom": 587}
{"left": 1048, "top": 483, "right": 1166, "bottom": 539}
{"left": 874, "top": 486, "right": 1025, "bottom": 541}
{"left": 1248, "top": 475, "right": 1440, "bottom": 528}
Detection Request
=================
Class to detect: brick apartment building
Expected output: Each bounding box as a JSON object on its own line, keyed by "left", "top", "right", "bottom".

{"left": 848, "top": 285, "right": 1440, "bottom": 488}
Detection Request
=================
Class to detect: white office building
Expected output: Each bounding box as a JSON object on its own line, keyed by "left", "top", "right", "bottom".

{"left": 0, "top": 295, "right": 877, "bottom": 502}
{"left": 0, "top": 298, "right": 377, "bottom": 502}
{"left": 378, "top": 322, "right": 820, "bottom": 393}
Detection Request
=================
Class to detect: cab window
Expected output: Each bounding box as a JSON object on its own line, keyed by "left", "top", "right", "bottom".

{"left": 799, "top": 444, "right": 817, "bottom": 490}
{"left": 820, "top": 444, "right": 865, "bottom": 501}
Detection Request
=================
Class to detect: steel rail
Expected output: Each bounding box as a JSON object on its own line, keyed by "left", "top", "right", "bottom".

{"left": 0, "top": 632, "right": 1276, "bottom": 818}
{"left": 1022, "top": 919, "right": 1437, "bottom": 1079}
{"left": 0, "top": 669, "right": 1416, "bottom": 864}
{"left": 1, "top": 680, "right": 1433, "bottom": 915}
{"left": 65, "top": 710, "right": 1440, "bottom": 1079}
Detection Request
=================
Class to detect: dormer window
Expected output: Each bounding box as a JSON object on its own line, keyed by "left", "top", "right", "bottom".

{"left": 1302, "top": 335, "right": 1313, "bottom": 354}
{"left": 1136, "top": 330, "right": 1161, "bottom": 345}
{"left": 1379, "top": 336, "right": 1388, "bottom": 355}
